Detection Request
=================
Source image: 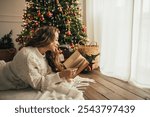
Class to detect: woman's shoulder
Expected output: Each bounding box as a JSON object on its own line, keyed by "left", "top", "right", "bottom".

{"left": 22, "top": 47, "right": 44, "bottom": 60}
{"left": 14, "top": 47, "right": 36, "bottom": 60}
{"left": 21, "top": 46, "right": 35, "bottom": 52}
{"left": 19, "top": 47, "right": 36, "bottom": 55}
{"left": 14, "top": 46, "right": 44, "bottom": 64}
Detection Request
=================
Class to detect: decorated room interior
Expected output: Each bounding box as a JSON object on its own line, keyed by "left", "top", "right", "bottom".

{"left": 0, "top": 0, "right": 150, "bottom": 100}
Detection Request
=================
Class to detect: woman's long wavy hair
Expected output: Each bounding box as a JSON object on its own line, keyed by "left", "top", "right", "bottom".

{"left": 25, "top": 26, "right": 64, "bottom": 72}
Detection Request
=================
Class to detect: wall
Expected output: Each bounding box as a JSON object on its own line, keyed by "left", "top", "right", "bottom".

{"left": 0, "top": 0, "right": 25, "bottom": 49}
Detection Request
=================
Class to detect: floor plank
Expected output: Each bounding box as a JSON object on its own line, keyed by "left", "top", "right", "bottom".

{"left": 90, "top": 83, "right": 125, "bottom": 100}
{"left": 84, "top": 86, "right": 108, "bottom": 100}
{"left": 99, "top": 74, "right": 150, "bottom": 99}
{"left": 80, "top": 70, "right": 150, "bottom": 100}
{"left": 92, "top": 74, "right": 143, "bottom": 100}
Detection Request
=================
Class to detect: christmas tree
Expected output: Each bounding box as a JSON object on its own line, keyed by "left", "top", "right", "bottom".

{"left": 16, "top": 0, "right": 87, "bottom": 47}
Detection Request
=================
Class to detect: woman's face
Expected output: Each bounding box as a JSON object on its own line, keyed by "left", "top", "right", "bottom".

{"left": 46, "top": 32, "right": 59, "bottom": 52}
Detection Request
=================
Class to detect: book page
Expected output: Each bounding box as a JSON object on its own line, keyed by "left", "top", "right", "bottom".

{"left": 63, "top": 50, "right": 89, "bottom": 74}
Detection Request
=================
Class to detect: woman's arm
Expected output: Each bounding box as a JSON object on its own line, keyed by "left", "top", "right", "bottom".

{"left": 21, "top": 54, "right": 62, "bottom": 90}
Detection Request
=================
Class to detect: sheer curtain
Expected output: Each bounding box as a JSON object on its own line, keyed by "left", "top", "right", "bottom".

{"left": 86, "top": 0, "right": 150, "bottom": 88}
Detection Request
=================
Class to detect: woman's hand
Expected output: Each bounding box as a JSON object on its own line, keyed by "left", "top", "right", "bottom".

{"left": 59, "top": 68, "right": 78, "bottom": 82}
{"left": 53, "top": 47, "right": 62, "bottom": 54}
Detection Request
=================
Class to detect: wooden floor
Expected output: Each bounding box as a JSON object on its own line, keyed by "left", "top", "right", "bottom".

{"left": 80, "top": 70, "right": 150, "bottom": 100}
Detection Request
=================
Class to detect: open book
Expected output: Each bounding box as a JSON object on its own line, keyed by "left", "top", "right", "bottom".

{"left": 63, "top": 50, "right": 89, "bottom": 75}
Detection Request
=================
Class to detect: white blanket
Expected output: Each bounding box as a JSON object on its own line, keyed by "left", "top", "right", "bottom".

{"left": 35, "top": 76, "right": 95, "bottom": 100}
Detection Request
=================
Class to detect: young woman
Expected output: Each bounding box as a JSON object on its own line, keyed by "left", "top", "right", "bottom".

{"left": 0, "top": 26, "right": 77, "bottom": 91}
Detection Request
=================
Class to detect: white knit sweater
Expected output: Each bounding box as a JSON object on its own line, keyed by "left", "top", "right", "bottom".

{"left": 0, "top": 47, "right": 96, "bottom": 99}
{"left": 0, "top": 47, "right": 62, "bottom": 90}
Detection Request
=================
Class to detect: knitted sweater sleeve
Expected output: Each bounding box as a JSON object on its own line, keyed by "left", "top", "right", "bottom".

{"left": 22, "top": 54, "right": 62, "bottom": 90}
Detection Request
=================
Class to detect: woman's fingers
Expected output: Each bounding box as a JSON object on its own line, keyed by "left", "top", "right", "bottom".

{"left": 59, "top": 68, "right": 78, "bottom": 81}
{"left": 68, "top": 68, "right": 78, "bottom": 76}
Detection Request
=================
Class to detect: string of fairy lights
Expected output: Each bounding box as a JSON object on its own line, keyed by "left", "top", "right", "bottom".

{"left": 16, "top": 0, "right": 87, "bottom": 48}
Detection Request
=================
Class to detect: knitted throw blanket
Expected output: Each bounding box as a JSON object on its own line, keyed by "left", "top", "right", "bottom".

{"left": 35, "top": 76, "right": 95, "bottom": 100}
